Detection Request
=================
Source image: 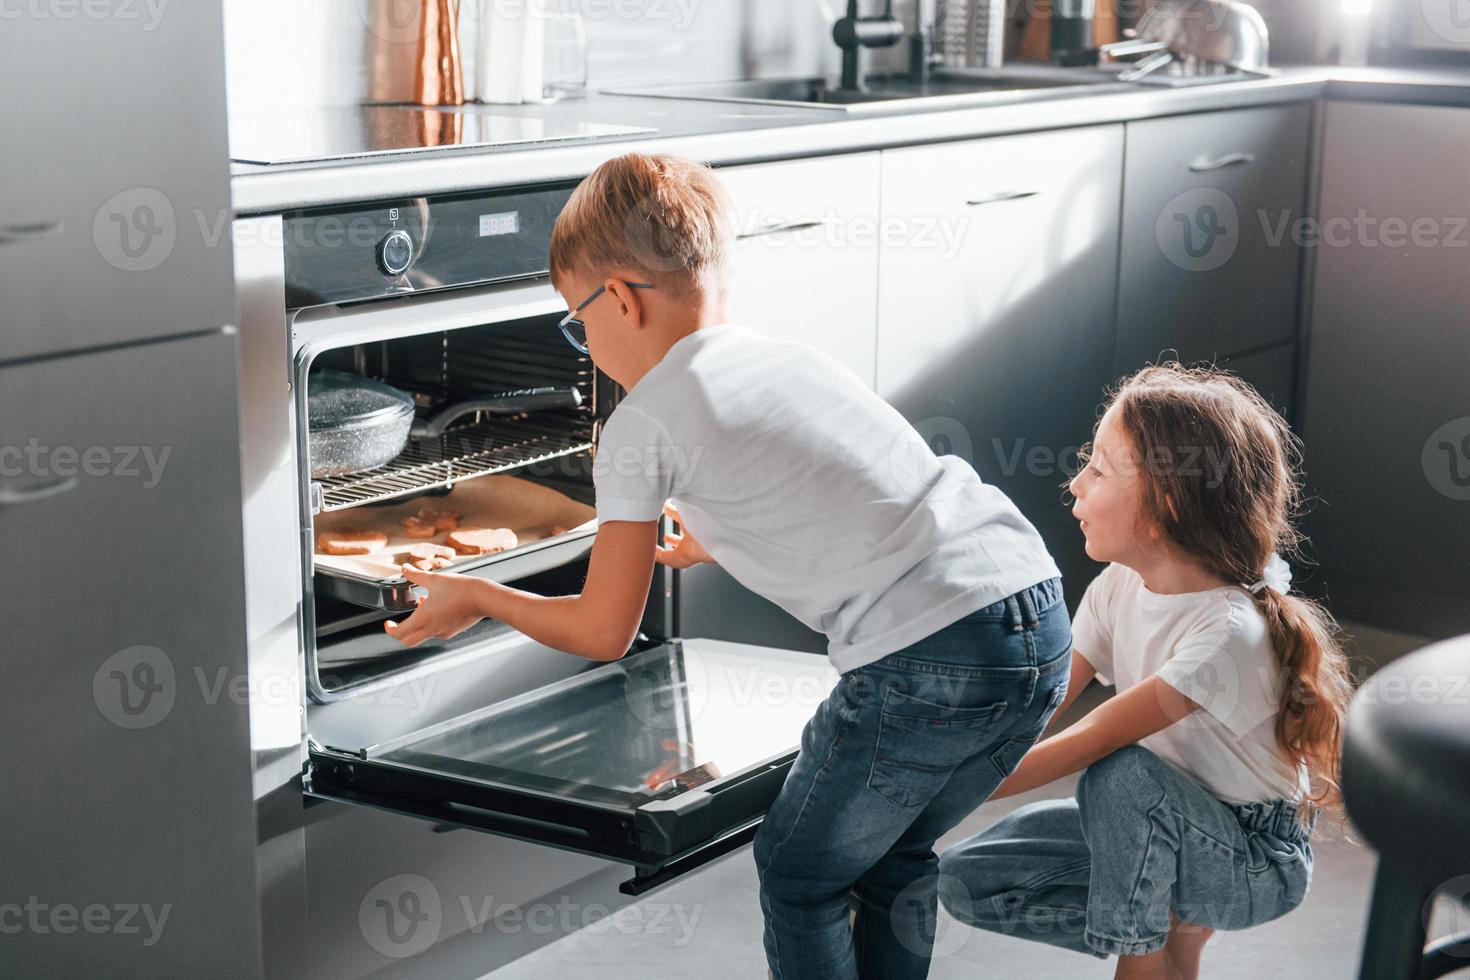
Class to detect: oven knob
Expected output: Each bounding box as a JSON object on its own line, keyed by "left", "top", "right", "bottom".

{"left": 376, "top": 230, "right": 414, "bottom": 276}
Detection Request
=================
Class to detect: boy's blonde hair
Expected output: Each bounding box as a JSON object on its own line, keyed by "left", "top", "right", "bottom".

{"left": 548, "top": 152, "right": 732, "bottom": 297}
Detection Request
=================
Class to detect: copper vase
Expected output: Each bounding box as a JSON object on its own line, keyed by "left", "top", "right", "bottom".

{"left": 414, "top": 0, "right": 465, "bottom": 107}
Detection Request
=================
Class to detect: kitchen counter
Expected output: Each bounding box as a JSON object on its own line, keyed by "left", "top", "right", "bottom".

{"left": 230, "top": 64, "right": 1470, "bottom": 216}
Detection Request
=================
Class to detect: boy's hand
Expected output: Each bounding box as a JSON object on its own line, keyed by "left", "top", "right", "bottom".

{"left": 655, "top": 502, "right": 715, "bottom": 569}
{"left": 384, "top": 565, "right": 488, "bottom": 647}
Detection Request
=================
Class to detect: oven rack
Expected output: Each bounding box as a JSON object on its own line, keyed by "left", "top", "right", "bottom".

{"left": 314, "top": 414, "right": 594, "bottom": 511}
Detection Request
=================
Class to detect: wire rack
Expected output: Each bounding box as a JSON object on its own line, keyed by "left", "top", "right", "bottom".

{"left": 314, "top": 414, "right": 594, "bottom": 511}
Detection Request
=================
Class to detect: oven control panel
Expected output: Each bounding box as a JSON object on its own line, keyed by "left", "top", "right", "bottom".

{"left": 284, "top": 183, "right": 577, "bottom": 308}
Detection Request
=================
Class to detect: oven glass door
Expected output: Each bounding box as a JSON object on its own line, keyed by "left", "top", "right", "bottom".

{"left": 306, "top": 638, "right": 837, "bottom": 893}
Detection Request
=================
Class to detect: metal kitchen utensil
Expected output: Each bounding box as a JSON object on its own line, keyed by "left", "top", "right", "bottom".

{"left": 408, "top": 385, "right": 583, "bottom": 440}
{"left": 308, "top": 371, "right": 586, "bottom": 479}
{"left": 308, "top": 371, "right": 417, "bottom": 479}
{"left": 1132, "top": 0, "right": 1269, "bottom": 73}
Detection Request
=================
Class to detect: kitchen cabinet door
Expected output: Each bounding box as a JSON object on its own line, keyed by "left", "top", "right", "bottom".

{"left": 0, "top": 5, "right": 235, "bottom": 364}
{"left": 1115, "top": 104, "right": 1313, "bottom": 374}
{"left": 1215, "top": 341, "right": 1298, "bottom": 426}
{"left": 717, "top": 153, "right": 882, "bottom": 388}
{"left": 1301, "top": 101, "right": 1470, "bottom": 635}
{"left": 877, "top": 126, "right": 1125, "bottom": 601}
{"left": 0, "top": 334, "right": 262, "bottom": 976}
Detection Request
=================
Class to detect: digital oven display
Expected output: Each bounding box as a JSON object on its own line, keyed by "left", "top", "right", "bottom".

{"left": 479, "top": 211, "right": 520, "bottom": 237}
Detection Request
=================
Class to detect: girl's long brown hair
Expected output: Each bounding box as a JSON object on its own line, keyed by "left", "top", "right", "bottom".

{"left": 1106, "top": 363, "right": 1355, "bottom": 817}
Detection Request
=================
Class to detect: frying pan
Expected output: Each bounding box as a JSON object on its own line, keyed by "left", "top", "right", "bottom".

{"left": 306, "top": 370, "right": 583, "bottom": 478}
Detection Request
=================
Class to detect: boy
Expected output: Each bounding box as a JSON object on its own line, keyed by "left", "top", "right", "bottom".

{"left": 386, "top": 152, "right": 1071, "bottom": 979}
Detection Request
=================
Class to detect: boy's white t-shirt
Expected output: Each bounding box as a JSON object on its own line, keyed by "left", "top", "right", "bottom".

{"left": 1071, "top": 562, "right": 1308, "bottom": 804}
{"left": 591, "top": 323, "right": 1061, "bottom": 673}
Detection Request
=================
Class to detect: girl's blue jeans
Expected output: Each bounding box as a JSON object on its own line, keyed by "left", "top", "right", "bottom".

{"left": 938, "top": 744, "right": 1315, "bottom": 958}
{"left": 753, "top": 577, "right": 1072, "bottom": 980}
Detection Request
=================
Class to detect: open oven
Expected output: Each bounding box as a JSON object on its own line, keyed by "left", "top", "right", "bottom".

{"left": 248, "top": 185, "right": 835, "bottom": 896}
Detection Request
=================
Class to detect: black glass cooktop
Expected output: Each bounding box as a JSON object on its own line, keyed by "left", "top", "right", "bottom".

{"left": 229, "top": 104, "right": 655, "bottom": 166}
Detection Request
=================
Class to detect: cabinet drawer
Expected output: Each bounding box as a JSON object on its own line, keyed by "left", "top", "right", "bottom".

{"left": 0, "top": 7, "right": 236, "bottom": 364}
{"left": 1116, "top": 104, "right": 1313, "bottom": 373}
{"left": 717, "top": 154, "right": 881, "bottom": 388}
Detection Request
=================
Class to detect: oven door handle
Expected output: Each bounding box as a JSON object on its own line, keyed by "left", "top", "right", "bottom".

{"left": 620, "top": 819, "right": 763, "bottom": 896}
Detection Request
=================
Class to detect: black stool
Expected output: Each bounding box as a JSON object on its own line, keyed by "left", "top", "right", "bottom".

{"left": 1343, "top": 634, "right": 1470, "bottom": 979}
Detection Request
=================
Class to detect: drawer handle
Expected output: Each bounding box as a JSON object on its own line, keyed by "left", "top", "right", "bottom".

{"left": 0, "top": 475, "right": 78, "bottom": 507}
{"left": 736, "top": 219, "right": 829, "bottom": 240}
{"left": 966, "top": 190, "right": 1042, "bottom": 207}
{"left": 1188, "top": 153, "right": 1256, "bottom": 173}
{"left": 0, "top": 221, "right": 64, "bottom": 244}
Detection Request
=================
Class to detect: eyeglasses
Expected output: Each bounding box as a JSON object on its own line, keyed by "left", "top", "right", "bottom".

{"left": 557, "top": 281, "right": 654, "bottom": 354}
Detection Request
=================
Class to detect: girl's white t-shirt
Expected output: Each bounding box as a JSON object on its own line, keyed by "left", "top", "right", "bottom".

{"left": 1071, "top": 562, "right": 1307, "bottom": 804}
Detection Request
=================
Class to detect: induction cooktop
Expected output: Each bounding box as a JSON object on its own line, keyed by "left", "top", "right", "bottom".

{"left": 229, "top": 104, "right": 656, "bottom": 166}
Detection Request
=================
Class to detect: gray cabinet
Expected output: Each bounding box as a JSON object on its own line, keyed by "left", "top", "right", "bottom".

{"left": 877, "top": 125, "right": 1126, "bottom": 601}
{"left": 0, "top": 334, "right": 262, "bottom": 976}
{"left": 718, "top": 153, "right": 882, "bottom": 388}
{"left": 0, "top": 4, "right": 236, "bottom": 364}
{"left": 1115, "top": 104, "right": 1313, "bottom": 375}
{"left": 1215, "top": 342, "right": 1298, "bottom": 423}
{"left": 1301, "top": 101, "right": 1470, "bottom": 636}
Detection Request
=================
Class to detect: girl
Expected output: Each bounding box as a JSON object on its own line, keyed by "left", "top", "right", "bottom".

{"left": 938, "top": 364, "right": 1356, "bottom": 980}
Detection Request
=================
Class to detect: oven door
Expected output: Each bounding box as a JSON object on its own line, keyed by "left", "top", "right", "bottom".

{"left": 304, "top": 637, "right": 837, "bottom": 894}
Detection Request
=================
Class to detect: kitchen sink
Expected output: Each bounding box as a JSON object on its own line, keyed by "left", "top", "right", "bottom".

{"left": 603, "top": 67, "right": 1136, "bottom": 114}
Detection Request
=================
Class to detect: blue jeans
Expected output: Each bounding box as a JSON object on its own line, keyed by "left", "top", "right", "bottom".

{"left": 753, "top": 577, "right": 1071, "bottom": 980}
{"left": 938, "top": 744, "right": 1315, "bottom": 958}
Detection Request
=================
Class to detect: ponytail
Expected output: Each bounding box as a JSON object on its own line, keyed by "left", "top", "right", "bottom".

{"left": 1254, "top": 587, "right": 1354, "bottom": 819}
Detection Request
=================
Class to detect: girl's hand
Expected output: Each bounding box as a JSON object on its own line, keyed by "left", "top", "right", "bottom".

{"left": 655, "top": 502, "right": 715, "bottom": 569}
{"left": 384, "top": 565, "right": 488, "bottom": 647}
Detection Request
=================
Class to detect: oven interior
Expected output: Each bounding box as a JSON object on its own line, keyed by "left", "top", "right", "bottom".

{"left": 301, "top": 311, "right": 622, "bottom": 698}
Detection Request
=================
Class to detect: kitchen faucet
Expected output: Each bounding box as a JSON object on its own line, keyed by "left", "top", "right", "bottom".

{"left": 832, "top": 0, "right": 905, "bottom": 92}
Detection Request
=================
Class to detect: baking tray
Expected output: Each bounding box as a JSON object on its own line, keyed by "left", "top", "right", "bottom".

{"left": 312, "top": 475, "right": 597, "bottom": 613}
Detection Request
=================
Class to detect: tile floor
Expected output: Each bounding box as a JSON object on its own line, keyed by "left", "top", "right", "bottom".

{"left": 486, "top": 622, "right": 1462, "bottom": 979}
